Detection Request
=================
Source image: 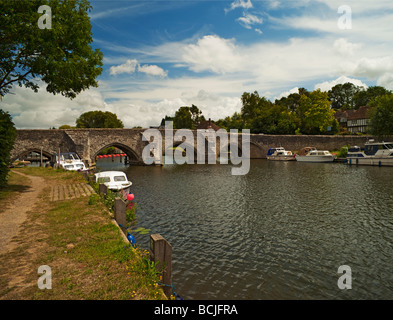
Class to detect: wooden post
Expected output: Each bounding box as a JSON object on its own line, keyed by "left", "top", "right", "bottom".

{"left": 40, "top": 147, "right": 43, "bottom": 167}
{"left": 150, "top": 234, "right": 172, "bottom": 297}
{"left": 58, "top": 147, "right": 61, "bottom": 168}
{"left": 98, "top": 183, "right": 107, "bottom": 197}
{"left": 114, "top": 197, "right": 127, "bottom": 235}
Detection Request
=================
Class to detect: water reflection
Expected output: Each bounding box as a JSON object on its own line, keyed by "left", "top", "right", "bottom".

{"left": 96, "top": 158, "right": 393, "bottom": 299}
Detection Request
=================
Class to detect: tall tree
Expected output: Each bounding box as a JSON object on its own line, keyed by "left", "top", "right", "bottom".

{"left": 369, "top": 94, "right": 393, "bottom": 140}
{"left": 353, "top": 86, "right": 392, "bottom": 109}
{"left": 174, "top": 106, "right": 193, "bottom": 129}
{"left": 189, "top": 104, "right": 205, "bottom": 127}
{"left": 328, "top": 82, "right": 362, "bottom": 110}
{"left": 0, "top": 110, "right": 17, "bottom": 188}
{"left": 299, "top": 89, "right": 338, "bottom": 134}
{"left": 76, "top": 111, "right": 124, "bottom": 128}
{"left": 0, "top": 0, "right": 103, "bottom": 98}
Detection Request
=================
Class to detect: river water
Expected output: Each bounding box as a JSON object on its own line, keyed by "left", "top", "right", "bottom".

{"left": 97, "top": 158, "right": 393, "bottom": 299}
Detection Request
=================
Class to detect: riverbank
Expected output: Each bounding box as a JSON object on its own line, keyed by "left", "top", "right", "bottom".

{"left": 0, "top": 167, "right": 166, "bottom": 300}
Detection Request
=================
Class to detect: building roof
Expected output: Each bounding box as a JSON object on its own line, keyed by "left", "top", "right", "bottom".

{"left": 335, "top": 106, "right": 370, "bottom": 121}
{"left": 196, "top": 118, "right": 221, "bottom": 131}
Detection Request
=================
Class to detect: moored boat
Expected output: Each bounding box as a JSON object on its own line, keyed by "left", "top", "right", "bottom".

{"left": 267, "top": 147, "right": 295, "bottom": 161}
{"left": 94, "top": 171, "right": 132, "bottom": 195}
{"left": 347, "top": 140, "right": 393, "bottom": 166}
{"left": 295, "top": 147, "right": 336, "bottom": 163}
{"left": 52, "top": 152, "right": 88, "bottom": 171}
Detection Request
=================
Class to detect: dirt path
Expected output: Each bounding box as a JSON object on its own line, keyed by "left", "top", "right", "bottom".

{"left": 0, "top": 171, "right": 45, "bottom": 255}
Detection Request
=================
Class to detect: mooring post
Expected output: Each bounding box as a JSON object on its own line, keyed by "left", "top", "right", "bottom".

{"left": 98, "top": 183, "right": 107, "bottom": 197}
{"left": 150, "top": 234, "right": 172, "bottom": 297}
{"left": 114, "top": 197, "right": 127, "bottom": 235}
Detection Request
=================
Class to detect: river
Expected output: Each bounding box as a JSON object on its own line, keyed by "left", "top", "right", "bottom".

{"left": 97, "top": 158, "right": 393, "bottom": 299}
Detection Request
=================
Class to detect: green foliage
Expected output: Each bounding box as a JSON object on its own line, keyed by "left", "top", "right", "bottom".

{"left": 76, "top": 110, "right": 124, "bottom": 128}
{"left": 328, "top": 83, "right": 392, "bottom": 110}
{"left": 162, "top": 105, "right": 205, "bottom": 129}
{"left": 0, "top": 0, "right": 103, "bottom": 98}
{"left": 0, "top": 110, "right": 17, "bottom": 188}
{"left": 298, "top": 89, "right": 338, "bottom": 135}
{"left": 174, "top": 106, "right": 193, "bottom": 129}
{"left": 328, "top": 82, "right": 362, "bottom": 110}
{"left": 337, "top": 145, "right": 349, "bottom": 158}
{"left": 369, "top": 94, "right": 393, "bottom": 140}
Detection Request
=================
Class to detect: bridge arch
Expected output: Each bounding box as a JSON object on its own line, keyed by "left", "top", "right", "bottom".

{"left": 92, "top": 142, "right": 142, "bottom": 165}
{"left": 249, "top": 142, "right": 264, "bottom": 159}
{"left": 12, "top": 148, "right": 54, "bottom": 163}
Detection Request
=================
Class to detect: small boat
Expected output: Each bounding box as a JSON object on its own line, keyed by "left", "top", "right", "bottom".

{"left": 295, "top": 147, "right": 336, "bottom": 163}
{"left": 267, "top": 147, "right": 295, "bottom": 161}
{"left": 347, "top": 140, "right": 393, "bottom": 166}
{"left": 52, "top": 152, "right": 88, "bottom": 171}
{"left": 94, "top": 171, "right": 132, "bottom": 194}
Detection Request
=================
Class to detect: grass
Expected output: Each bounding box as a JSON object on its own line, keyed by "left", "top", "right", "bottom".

{"left": 0, "top": 167, "right": 166, "bottom": 300}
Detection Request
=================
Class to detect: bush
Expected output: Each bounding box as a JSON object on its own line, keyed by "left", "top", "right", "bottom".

{"left": 0, "top": 110, "right": 17, "bottom": 189}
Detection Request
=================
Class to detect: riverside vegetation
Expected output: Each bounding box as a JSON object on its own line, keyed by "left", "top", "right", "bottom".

{"left": 0, "top": 167, "right": 166, "bottom": 300}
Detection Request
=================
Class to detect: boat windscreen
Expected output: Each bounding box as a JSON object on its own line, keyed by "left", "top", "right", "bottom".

{"left": 114, "top": 176, "right": 126, "bottom": 182}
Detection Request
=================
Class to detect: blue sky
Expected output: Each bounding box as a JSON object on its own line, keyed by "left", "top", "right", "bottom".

{"left": 3, "top": 0, "right": 393, "bottom": 128}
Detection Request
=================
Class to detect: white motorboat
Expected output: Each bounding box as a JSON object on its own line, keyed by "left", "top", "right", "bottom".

{"left": 295, "top": 147, "right": 336, "bottom": 163}
{"left": 95, "top": 171, "right": 132, "bottom": 194}
{"left": 52, "top": 152, "right": 87, "bottom": 171}
{"left": 267, "top": 147, "right": 295, "bottom": 161}
{"left": 347, "top": 140, "right": 393, "bottom": 166}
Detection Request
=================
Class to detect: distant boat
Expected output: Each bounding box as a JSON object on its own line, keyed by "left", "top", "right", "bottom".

{"left": 295, "top": 147, "right": 336, "bottom": 163}
{"left": 347, "top": 140, "right": 393, "bottom": 166}
{"left": 94, "top": 171, "right": 132, "bottom": 194}
{"left": 267, "top": 147, "right": 295, "bottom": 161}
{"left": 52, "top": 152, "right": 88, "bottom": 171}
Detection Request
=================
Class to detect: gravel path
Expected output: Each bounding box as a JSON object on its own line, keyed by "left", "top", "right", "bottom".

{"left": 0, "top": 171, "right": 45, "bottom": 255}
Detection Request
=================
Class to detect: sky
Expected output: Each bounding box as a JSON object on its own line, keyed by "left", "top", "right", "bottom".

{"left": 3, "top": 0, "right": 393, "bottom": 129}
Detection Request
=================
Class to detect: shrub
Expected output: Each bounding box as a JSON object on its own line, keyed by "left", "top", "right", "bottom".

{"left": 0, "top": 110, "right": 17, "bottom": 189}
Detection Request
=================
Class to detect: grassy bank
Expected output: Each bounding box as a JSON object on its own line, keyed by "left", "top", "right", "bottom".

{"left": 0, "top": 167, "right": 166, "bottom": 300}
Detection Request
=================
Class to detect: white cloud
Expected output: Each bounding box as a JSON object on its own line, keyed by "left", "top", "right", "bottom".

{"left": 225, "top": 0, "right": 253, "bottom": 13}
{"left": 344, "top": 57, "right": 393, "bottom": 79}
{"left": 110, "top": 59, "right": 167, "bottom": 78}
{"left": 138, "top": 64, "right": 168, "bottom": 77}
{"left": 314, "top": 76, "right": 368, "bottom": 92}
{"left": 333, "top": 38, "right": 362, "bottom": 56}
{"left": 237, "top": 13, "right": 263, "bottom": 29}
{"left": 181, "top": 35, "right": 244, "bottom": 74}
{"left": 109, "top": 59, "right": 138, "bottom": 75}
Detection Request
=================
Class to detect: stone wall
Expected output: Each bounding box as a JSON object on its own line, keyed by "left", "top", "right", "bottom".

{"left": 11, "top": 129, "right": 374, "bottom": 163}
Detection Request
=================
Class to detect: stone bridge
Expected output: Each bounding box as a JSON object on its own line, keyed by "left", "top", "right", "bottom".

{"left": 11, "top": 128, "right": 372, "bottom": 165}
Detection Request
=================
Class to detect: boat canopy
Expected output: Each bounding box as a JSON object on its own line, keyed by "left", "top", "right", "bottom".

{"left": 298, "top": 147, "right": 316, "bottom": 156}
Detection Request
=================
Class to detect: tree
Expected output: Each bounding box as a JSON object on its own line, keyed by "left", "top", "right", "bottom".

{"left": 328, "top": 82, "right": 362, "bottom": 110}
{"left": 76, "top": 111, "right": 124, "bottom": 128}
{"left": 0, "top": 110, "right": 17, "bottom": 189}
{"left": 189, "top": 104, "right": 205, "bottom": 127}
{"left": 353, "top": 86, "right": 392, "bottom": 109}
{"left": 0, "top": 0, "right": 103, "bottom": 98}
{"left": 173, "top": 106, "right": 193, "bottom": 129}
{"left": 298, "top": 89, "right": 338, "bottom": 134}
{"left": 369, "top": 94, "right": 393, "bottom": 139}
